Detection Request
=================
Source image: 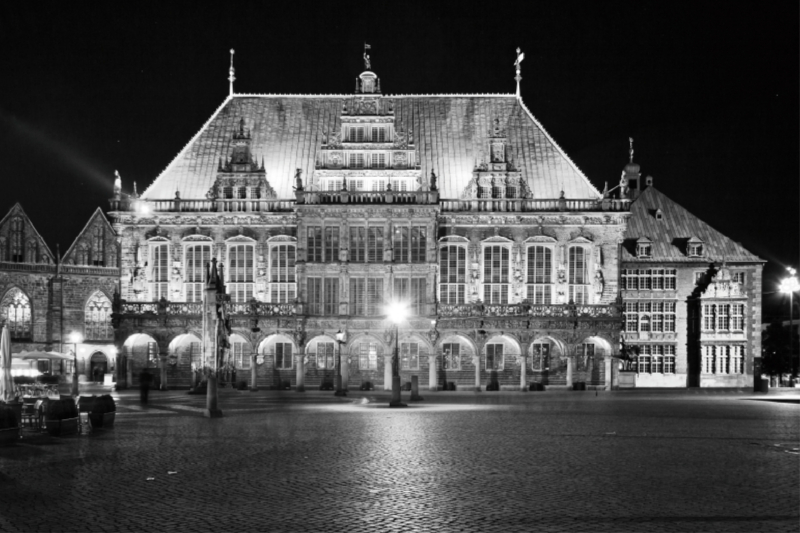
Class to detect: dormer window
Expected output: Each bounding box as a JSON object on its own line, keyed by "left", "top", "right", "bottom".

{"left": 636, "top": 238, "right": 652, "bottom": 259}
{"left": 655, "top": 208, "right": 663, "bottom": 221}
{"left": 687, "top": 238, "right": 704, "bottom": 258}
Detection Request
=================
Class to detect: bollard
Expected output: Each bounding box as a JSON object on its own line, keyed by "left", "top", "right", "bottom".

{"left": 410, "top": 375, "right": 424, "bottom": 401}
{"left": 250, "top": 358, "right": 258, "bottom": 392}
{"left": 204, "top": 374, "right": 223, "bottom": 418}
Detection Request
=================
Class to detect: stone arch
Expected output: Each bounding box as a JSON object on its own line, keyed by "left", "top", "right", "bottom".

{"left": 435, "top": 333, "right": 477, "bottom": 373}
{"left": 304, "top": 334, "right": 338, "bottom": 371}
{"left": 88, "top": 351, "right": 110, "bottom": 382}
{"left": 483, "top": 333, "right": 522, "bottom": 371}
{"left": 575, "top": 335, "right": 614, "bottom": 381}
{"left": 228, "top": 332, "right": 254, "bottom": 371}
{"left": 122, "top": 333, "right": 159, "bottom": 370}
{"left": 528, "top": 335, "right": 567, "bottom": 371}
{"left": 346, "top": 333, "right": 387, "bottom": 374}
{"left": 396, "top": 333, "right": 433, "bottom": 372}
{"left": 257, "top": 333, "right": 296, "bottom": 370}
{"left": 0, "top": 286, "right": 32, "bottom": 340}
{"left": 168, "top": 333, "right": 202, "bottom": 367}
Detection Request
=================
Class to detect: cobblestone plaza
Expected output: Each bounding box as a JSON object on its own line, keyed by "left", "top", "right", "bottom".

{"left": 0, "top": 389, "right": 797, "bottom": 532}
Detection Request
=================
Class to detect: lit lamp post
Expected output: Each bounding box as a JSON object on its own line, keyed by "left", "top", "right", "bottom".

{"left": 69, "top": 331, "right": 83, "bottom": 397}
{"left": 335, "top": 329, "right": 347, "bottom": 396}
{"left": 387, "top": 302, "right": 408, "bottom": 408}
{"left": 779, "top": 267, "right": 800, "bottom": 378}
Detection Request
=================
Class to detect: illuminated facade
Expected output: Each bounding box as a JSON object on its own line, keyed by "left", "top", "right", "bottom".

{"left": 4, "top": 57, "right": 760, "bottom": 391}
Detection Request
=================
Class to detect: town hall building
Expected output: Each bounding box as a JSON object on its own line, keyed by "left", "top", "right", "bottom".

{"left": 0, "top": 51, "right": 763, "bottom": 391}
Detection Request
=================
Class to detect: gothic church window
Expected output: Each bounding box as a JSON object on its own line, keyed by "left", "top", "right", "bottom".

{"left": 2, "top": 288, "right": 31, "bottom": 340}
{"left": 10, "top": 218, "right": 23, "bottom": 263}
{"left": 92, "top": 227, "right": 105, "bottom": 266}
{"left": 84, "top": 291, "right": 112, "bottom": 341}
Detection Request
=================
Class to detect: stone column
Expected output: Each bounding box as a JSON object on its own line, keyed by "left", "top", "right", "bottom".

{"left": 519, "top": 354, "right": 527, "bottom": 391}
{"left": 428, "top": 354, "right": 437, "bottom": 391}
{"left": 604, "top": 356, "right": 612, "bottom": 391}
{"left": 473, "top": 354, "right": 481, "bottom": 391}
{"left": 384, "top": 355, "right": 393, "bottom": 391}
{"left": 159, "top": 354, "right": 168, "bottom": 391}
{"left": 250, "top": 355, "right": 259, "bottom": 391}
{"left": 296, "top": 354, "right": 305, "bottom": 392}
{"left": 566, "top": 357, "right": 574, "bottom": 388}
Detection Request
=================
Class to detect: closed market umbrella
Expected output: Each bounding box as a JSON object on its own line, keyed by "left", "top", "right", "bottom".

{"left": 0, "top": 325, "right": 14, "bottom": 402}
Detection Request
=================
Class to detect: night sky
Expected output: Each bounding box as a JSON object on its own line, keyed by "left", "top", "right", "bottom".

{"left": 1, "top": 2, "right": 797, "bottom": 319}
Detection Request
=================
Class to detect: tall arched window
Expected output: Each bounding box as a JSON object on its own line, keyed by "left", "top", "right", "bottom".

{"left": 228, "top": 243, "right": 254, "bottom": 302}
{"left": 150, "top": 241, "right": 170, "bottom": 300}
{"left": 25, "top": 240, "right": 37, "bottom": 263}
{"left": 85, "top": 291, "right": 112, "bottom": 340}
{"left": 2, "top": 288, "right": 32, "bottom": 340}
{"left": 269, "top": 244, "right": 296, "bottom": 303}
{"left": 526, "top": 245, "right": 552, "bottom": 304}
{"left": 184, "top": 243, "right": 211, "bottom": 302}
{"left": 568, "top": 246, "right": 589, "bottom": 304}
{"left": 91, "top": 227, "right": 105, "bottom": 266}
{"left": 10, "top": 218, "right": 23, "bottom": 263}
{"left": 483, "top": 245, "right": 509, "bottom": 304}
{"left": 439, "top": 245, "right": 466, "bottom": 304}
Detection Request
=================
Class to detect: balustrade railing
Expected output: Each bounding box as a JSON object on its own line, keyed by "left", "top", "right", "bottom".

{"left": 297, "top": 190, "right": 438, "bottom": 205}
{"left": 109, "top": 198, "right": 295, "bottom": 213}
{"left": 439, "top": 198, "right": 630, "bottom": 213}
{"left": 436, "top": 302, "right": 620, "bottom": 318}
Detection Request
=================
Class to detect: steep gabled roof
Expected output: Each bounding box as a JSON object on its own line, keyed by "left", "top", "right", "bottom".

{"left": 142, "top": 94, "right": 599, "bottom": 201}
{"left": 0, "top": 203, "right": 55, "bottom": 263}
{"left": 62, "top": 208, "right": 117, "bottom": 265}
{"left": 623, "top": 186, "right": 762, "bottom": 263}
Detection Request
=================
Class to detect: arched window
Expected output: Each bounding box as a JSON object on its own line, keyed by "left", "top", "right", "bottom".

{"left": 228, "top": 243, "right": 254, "bottom": 302}
{"left": 85, "top": 292, "right": 112, "bottom": 341}
{"left": 25, "top": 240, "right": 37, "bottom": 263}
{"left": 269, "top": 244, "right": 296, "bottom": 303}
{"left": 354, "top": 340, "right": 380, "bottom": 371}
{"left": 483, "top": 245, "right": 510, "bottom": 304}
{"left": 568, "top": 246, "right": 589, "bottom": 304}
{"left": 91, "top": 227, "right": 105, "bottom": 266}
{"left": 150, "top": 241, "right": 170, "bottom": 300}
{"left": 76, "top": 246, "right": 89, "bottom": 266}
{"left": 2, "top": 288, "right": 31, "bottom": 340}
{"left": 439, "top": 245, "right": 466, "bottom": 304}
{"left": 526, "top": 245, "right": 552, "bottom": 304}
{"left": 184, "top": 243, "right": 211, "bottom": 302}
{"left": 0, "top": 237, "right": 6, "bottom": 261}
{"left": 10, "top": 218, "right": 23, "bottom": 263}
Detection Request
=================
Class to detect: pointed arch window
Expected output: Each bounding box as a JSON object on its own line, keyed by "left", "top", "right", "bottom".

{"left": 0, "top": 237, "right": 6, "bottom": 261}
{"left": 76, "top": 246, "right": 89, "bottom": 266}
{"left": 10, "top": 218, "right": 24, "bottom": 263}
{"left": 2, "top": 288, "right": 31, "bottom": 340}
{"left": 85, "top": 292, "right": 112, "bottom": 340}
{"left": 91, "top": 227, "right": 105, "bottom": 266}
{"left": 25, "top": 240, "right": 37, "bottom": 263}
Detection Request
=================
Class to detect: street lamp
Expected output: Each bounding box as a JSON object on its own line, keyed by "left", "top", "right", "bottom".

{"left": 334, "top": 329, "right": 347, "bottom": 396}
{"left": 386, "top": 302, "right": 408, "bottom": 407}
{"left": 779, "top": 267, "right": 800, "bottom": 378}
{"left": 69, "top": 331, "right": 83, "bottom": 397}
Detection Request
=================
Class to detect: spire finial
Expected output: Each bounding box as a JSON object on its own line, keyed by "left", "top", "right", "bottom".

{"left": 228, "top": 49, "right": 236, "bottom": 96}
{"left": 363, "top": 43, "right": 372, "bottom": 70}
{"left": 514, "top": 47, "right": 525, "bottom": 98}
{"left": 628, "top": 137, "right": 634, "bottom": 163}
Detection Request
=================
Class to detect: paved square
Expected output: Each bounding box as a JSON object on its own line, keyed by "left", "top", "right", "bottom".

{"left": 1, "top": 389, "right": 798, "bottom": 532}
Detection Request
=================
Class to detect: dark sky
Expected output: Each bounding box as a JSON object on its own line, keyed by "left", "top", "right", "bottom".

{"left": 1, "top": 2, "right": 797, "bottom": 319}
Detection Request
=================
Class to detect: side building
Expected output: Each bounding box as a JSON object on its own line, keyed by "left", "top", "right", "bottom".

{"left": 620, "top": 162, "right": 763, "bottom": 387}
{"left": 0, "top": 204, "right": 119, "bottom": 381}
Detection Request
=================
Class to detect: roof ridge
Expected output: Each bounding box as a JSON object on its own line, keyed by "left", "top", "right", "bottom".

{"left": 229, "top": 93, "right": 517, "bottom": 98}
{"left": 516, "top": 97, "right": 600, "bottom": 197}
{"left": 142, "top": 95, "right": 234, "bottom": 198}
{"left": 61, "top": 208, "right": 113, "bottom": 263}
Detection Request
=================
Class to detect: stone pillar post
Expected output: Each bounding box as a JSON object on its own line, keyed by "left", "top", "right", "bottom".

{"left": 519, "top": 354, "right": 527, "bottom": 391}
{"left": 384, "top": 355, "right": 393, "bottom": 391}
{"left": 159, "top": 353, "right": 168, "bottom": 391}
{"left": 296, "top": 354, "right": 305, "bottom": 392}
{"left": 250, "top": 354, "right": 259, "bottom": 391}
{"left": 473, "top": 354, "right": 481, "bottom": 391}
{"left": 428, "top": 354, "right": 437, "bottom": 391}
{"left": 566, "top": 357, "right": 574, "bottom": 388}
{"left": 341, "top": 351, "right": 349, "bottom": 391}
{"left": 604, "top": 356, "right": 612, "bottom": 391}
